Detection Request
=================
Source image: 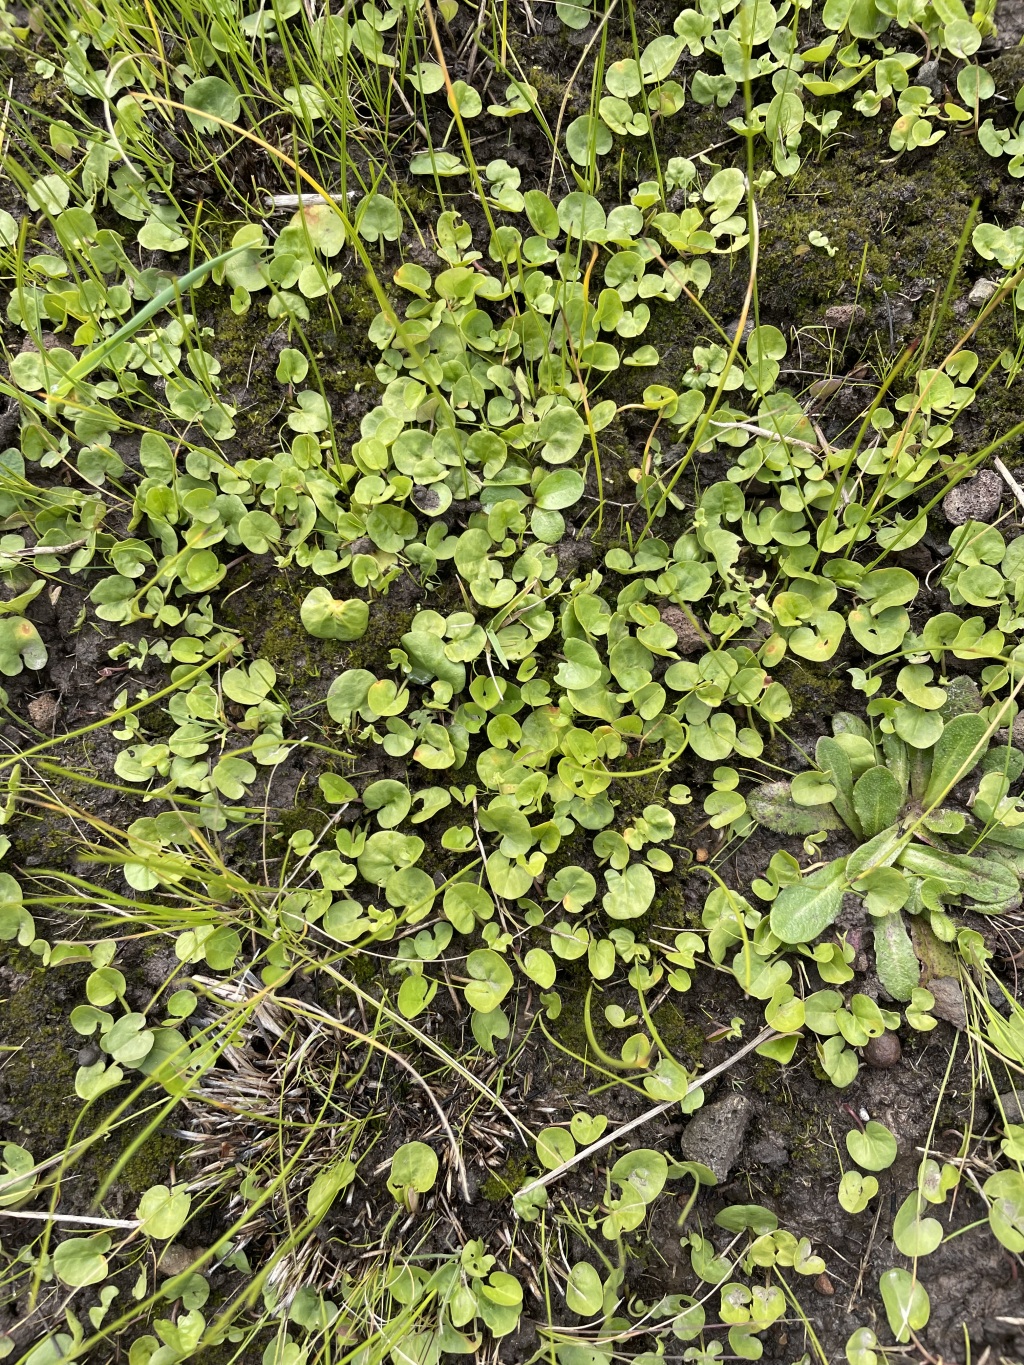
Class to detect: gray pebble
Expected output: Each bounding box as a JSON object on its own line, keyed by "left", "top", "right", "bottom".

{"left": 943, "top": 470, "right": 1004, "bottom": 526}
{"left": 76, "top": 1044, "right": 101, "bottom": 1067}
{"left": 660, "top": 605, "right": 705, "bottom": 655}
{"left": 929, "top": 977, "right": 967, "bottom": 1031}
{"left": 968, "top": 278, "right": 998, "bottom": 308}
{"left": 680, "top": 1093, "right": 753, "bottom": 1183}
{"left": 824, "top": 303, "right": 866, "bottom": 328}
{"left": 996, "top": 1091, "right": 1024, "bottom": 1126}
{"left": 917, "top": 59, "right": 942, "bottom": 97}
{"left": 747, "top": 1132, "right": 789, "bottom": 1167}
{"left": 158, "top": 1244, "right": 203, "bottom": 1278}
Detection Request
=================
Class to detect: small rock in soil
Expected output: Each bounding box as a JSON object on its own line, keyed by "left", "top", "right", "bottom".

{"left": 660, "top": 605, "right": 705, "bottom": 654}
{"left": 1012, "top": 713, "right": 1024, "bottom": 751}
{"left": 996, "top": 1090, "right": 1024, "bottom": 1125}
{"left": 679, "top": 1093, "right": 753, "bottom": 1182}
{"left": 76, "top": 1044, "right": 101, "bottom": 1067}
{"left": 917, "top": 58, "right": 942, "bottom": 96}
{"left": 968, "top": 278, "right": 998, "bottom": 308}
{"left": 929, "top": 977, "right": 967, "bottom": 1031}
{"left": 893, "top": 542, "right": 933, "bottom": 574}
{"left": 158, "top": 1244, "right": 204, "bottom": 1278}
{"left": 747, "top": 1132, "right": 789, "bottom": 1167}
{"left": 814, "top": 1273, "right": 835, "bottom": 1297}
{"left": 824, "top": 304, "right": 865, "bottom": 328}
{"left": 863, "top": 1032, "right": 901, "bottom": 1068}
{"left": 943, "top": 469, "right": 1004, "bottom": 525}
{"left": 27, "top": 695, "right": 59, "bottom": 730}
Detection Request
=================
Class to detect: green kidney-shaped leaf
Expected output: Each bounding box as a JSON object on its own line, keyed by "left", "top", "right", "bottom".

{"left": 300, "top": 589, "right": 369, "bottom": 641}
{"left": 137, "top": 1185, "right": 191, "bottom": 1240}
{"left": 892, "top": 1192, "right": 943, "bottom": 1258}
{"left": 464, "top": 948, "right": 514, "bottom": 1012}
{"left": 535, "top": 469, "right": 584, "bottom": 510}
{"left": 536, "top": 1126, "right": 575, "bottom": 1170}
{"left": 0, "top": 617, "right": 47, "bottom": 676}
{"left": 846, "top": 1120, "right": 897, "bottom": 1171}
{"left": 602, "top": 862, "right": 656, "bottom": 920}
{"left": 848, "top": 605, "right": 910, "bottom": 655}
{"left": 838, "top": 1170, "right": 879, "bottom": 1213}
{"left": 388, "top": 1141, "right": 438, "bottom": 1196}
{"left": 362, "top": 779, "right": 411, "bottom": 829}
{"left": 879, "top": 1268, "right": 930, "bottom": 1343}
{"left": 610, "top": 1148, "right": 667, "bottom": 1203}
{"left": 565, "top": 115, "right": 613, "bottom": 166}
{"left": 53, "top": 1235, "right": 111, "bottom": 1287}
{"left": 184, "top": 76, "right": 241, "bottom": 133}
{"left": 984, "top": 1169, "right": 1024, "bottom": 1252}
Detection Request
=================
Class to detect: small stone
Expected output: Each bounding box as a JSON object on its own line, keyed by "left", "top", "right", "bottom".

{"left": 996, "top": 1091, "right": 1024, "bottom": 1126}
{"left": 986, "top": 978, "right": 1012, "bottom": 1015}
{"left": 157, "top": 1244, "right": 203, "bottom": 1278}
{"left": 1012, "top": 713, "right": 1024, "bottom": 752}
{"left": 917, "top": 58, "right": 942, "bottom": 97}
{"left": 824, "top": 304, "right": 866, "bottom": 328}
{"left": 679, "top": 1093, "right": 753, "bottom": 1183}
{"left": 863, "top": 1032, "right": 901, "bottom": 1069}
{"left": 929, "top": 977, "right": 967, "bottom": 1031}
{"left": 943, "top": 470, "right": 1004, "bottom": 526}
{"left": 968, "top": 278, "right": 998, "bottom": 308}
{"left": 27, "top": 695, "right": 59, "bottom": 730}
{"left": 747, "top": 1133, "right": 789, "bottom": 1167}
{"left": 659, "top": 605, "right": 705, "bottom": 655}
{"left": 814, "top": 1273, "right": 835, "bottom": 1297}
{"left": 76, "top": 1044, "right": 101, "bottom": 1067}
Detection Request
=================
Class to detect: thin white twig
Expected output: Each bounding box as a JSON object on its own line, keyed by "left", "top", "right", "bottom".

{"left": 994, "top": 456, "right": 1024, "bottom": 513}
{"left": 261, "top": 191, "right": 356, "bottom": 211}
{"left": 516, "top": 1024, "right": 779, "bottom": 1201}
{"left": 706, "top": 419, "right": 821, "bottom": 453}
{"left": 0, "top": 540, "right": 87, "bottom": 557}
{"left": 0, "top": 1208, "right": 140, "bottom": 1229}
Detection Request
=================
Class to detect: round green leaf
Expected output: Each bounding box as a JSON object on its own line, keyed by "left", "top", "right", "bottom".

{"left": 536, "top": 1126, "right": 575, "bottom": 1169}
{"left": 53, "top": 1235, "right": 111, "bottom": 1287}
{"left": 362, "top": 779, "right": 411, "bottom": 828}
{"left": 388, "top": 1141, "right": 438, "bottom": 1196}
{"left": 300, "top": 589, "right": 368, "bottom": 641}
{"left": 184, "top": 77, "right": 241, "bottom": 133}
{"left": 846, "top": 1121, "right": 897, "bottom": 1171}
{"left": 879, "top": 1267, "right": 930, "bottom": 1343}
{"left": 535, "top": 469, "right": 584, "bottom": 510}
{"left": 137, "top": 1184, "right": 191, "bottom": 1240}
{"left": 566, "top": 1261, "right": 604, "bottom": 1315}
{"left": 464, "top": 948, "right": 514, "bottom": 1012}
{"left": 0, "top": 618, "right": 47, "bottom": 676}
{"left": 565, "top": 115, "right": 612, "bottom": 166}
